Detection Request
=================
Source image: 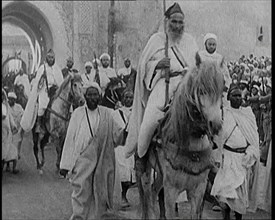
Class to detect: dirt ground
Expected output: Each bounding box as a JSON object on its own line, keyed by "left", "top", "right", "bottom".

{"left": 2, "top": 131, "right": 271, "bottom": 219}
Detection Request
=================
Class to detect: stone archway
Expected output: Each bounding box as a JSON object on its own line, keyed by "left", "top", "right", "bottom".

{"left": 2, "top": 1, "right": 71, "bottom": 74}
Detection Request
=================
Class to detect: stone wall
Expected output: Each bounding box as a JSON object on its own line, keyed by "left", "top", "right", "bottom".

{"left": 3, "top": 0, "right": 271, "bottom": 74}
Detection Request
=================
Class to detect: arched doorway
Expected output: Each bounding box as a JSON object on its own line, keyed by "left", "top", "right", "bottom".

{"left": 2, "top": 1, "right": 54, "bottom": 75}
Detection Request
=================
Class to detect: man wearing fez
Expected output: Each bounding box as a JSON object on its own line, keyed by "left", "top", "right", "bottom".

{"left": 125, "top": 2, "right": 199, "bottom": 158}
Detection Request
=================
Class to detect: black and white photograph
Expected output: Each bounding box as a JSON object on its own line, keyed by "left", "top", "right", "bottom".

{"left": 2, "top": 0, "right": 271, "bottom": 219}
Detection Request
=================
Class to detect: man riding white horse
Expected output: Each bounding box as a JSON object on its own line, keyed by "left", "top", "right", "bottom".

{"left": 20, "top": 49, "right": 64, "bottom": 133}
{"left": 125, "top": 2, "right": 199, "bottom": 158}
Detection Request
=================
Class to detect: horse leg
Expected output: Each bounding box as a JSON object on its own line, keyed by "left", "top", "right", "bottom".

{"left": 55, "top": 137, "right": 65, "bottom": 171}
{"left": 163, "top": 178, "right": 178, "bottom": 219}
{"left": 135, "top": 156, "right": 148, "bottom": 219}
{"left": 32, "top": 129, "right": 42, "bottom": 170}
{"left": 40, "top": 132, "right": 50, "bottom": 168}
{"left": 188, "top": 172, "right": 209, "bottom": 219}
{"left": 142, "top": 164, "right": 159, "bottom": 219}
{"left": 158, "top": 188, "right": 166, "bottom": 219}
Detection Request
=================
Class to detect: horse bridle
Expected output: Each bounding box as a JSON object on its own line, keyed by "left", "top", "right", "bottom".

{"left": 47, "top": 79, "right": 78, "bottom": 121}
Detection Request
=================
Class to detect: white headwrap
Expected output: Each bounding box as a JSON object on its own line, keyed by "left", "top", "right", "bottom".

{"left": 8, "top": 92, "right": 17, "bottom": 99}
{"left": 85, "top": 61, "right": 93, "bottom": 68}
{"left": 100, "top": 53, "right": 111, "bottom": 60}
{"left": 203, "top": 33, "right": 217, "bottom": 44}
{"left": 83, "top": 82, "right": 102, "bottom": 95}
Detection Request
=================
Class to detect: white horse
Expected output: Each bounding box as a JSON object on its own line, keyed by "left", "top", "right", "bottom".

{"left": 136, "top": 53, "right": 225, "bottom": 219}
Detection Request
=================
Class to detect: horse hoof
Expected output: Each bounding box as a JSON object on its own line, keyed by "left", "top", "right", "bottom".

{"left": 39, "top": 169, "right": 44, "bottom": 175}
{"left": 40, "top": 161, "right": 45, "bottom": 167}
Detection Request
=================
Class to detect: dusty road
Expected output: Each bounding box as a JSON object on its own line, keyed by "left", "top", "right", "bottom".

{"left": 2, "top": 131, "right": 271, "bottom": 219}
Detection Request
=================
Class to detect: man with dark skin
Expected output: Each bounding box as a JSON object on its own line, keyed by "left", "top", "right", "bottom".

{"left": 113, "top": 90, "right": 135, "bottom": 208}
{"left": 59, "top": 82, "right": 124, "bottom": 219}
{"left": 211, "top": 85, "right": 260, "bottom": 220}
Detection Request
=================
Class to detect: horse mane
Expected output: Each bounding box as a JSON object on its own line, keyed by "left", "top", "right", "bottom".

{"left": 53, "top": 73, "right": 83, "bottom": 101}
{"left": 52, "top": 74, "right": 73, "bottom": 100}
{"left": 161, "top": 60, "right": 224, "bottom": 147}
{"left": 106, "top": 77, "right": 122, "bottom": 89}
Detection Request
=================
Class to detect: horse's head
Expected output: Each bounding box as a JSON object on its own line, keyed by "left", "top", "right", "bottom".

{"left": 69, "top": 74, "right": 85, "bottom": 108}
{"left": 189, "top": 53, "right": 225, "bottom": 136}
{"left": 16, "top": 84, "right": 25, "bottom": 92}
{"left": 162, "top": 53, "right": 224, "bottom": 147}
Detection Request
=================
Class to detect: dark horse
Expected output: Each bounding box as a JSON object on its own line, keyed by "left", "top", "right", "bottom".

{"left": 14, "top": 84, "right": 28, "bottom": 109}
{"left": 101, "top": 77, "right": 126, "bottom": 109}
{"left": 32, "top": 74, "right": 85, "bottom": 174}
{"left": 136, "top": 54, "right": 225, "bottom": 219}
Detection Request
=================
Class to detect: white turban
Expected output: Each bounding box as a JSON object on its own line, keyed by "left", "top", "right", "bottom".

{"left": 2, "top": 103, "right": 7, "bottom": 117}
{"left": 85, "top": 61, "right": 93, "bottom": 68}
{"left": 92, "top": 58, "right": 101, "bottom": 65}
{"left": 8, "top": 92, "right": 17, "bottom": 99}
{"left": 83, "top": 82, "right": 102, "bottom": 95}
{"left": 100, "top": 53, "right": 110, "bottom": 60}
{"left": 203, "top": 33, "right": 217, "bottom": 44}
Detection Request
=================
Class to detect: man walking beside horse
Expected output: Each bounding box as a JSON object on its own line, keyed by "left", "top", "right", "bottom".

{"left": 211, "top": 85, "right": 260, "bottom": 220}
{"left": 59, "top": 82, "right": 125, "bottom": 219}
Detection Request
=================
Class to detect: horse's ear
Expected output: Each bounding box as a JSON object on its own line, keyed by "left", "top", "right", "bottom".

{"left": 195, "top": 52, "right": 201, "bottom": 67}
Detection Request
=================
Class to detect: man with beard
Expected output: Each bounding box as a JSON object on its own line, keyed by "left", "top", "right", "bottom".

{"left": 62, "top": 57, "right": 78, "bottom": 78}
{"left": 125, "top": 2, "right": 199, "bottom": 158}
{"left": 199, "top": 33, "right": 231, "bottom": 91}
{"left": 100, "top": 53, "right": 117, "bottom": 79}
{"left": 59, "top": 82, "right": 124, "bottom": 220}
{"left": 211, "top": 85, "right": 260, "bottom": 220}
{"left": 113, "top": 90, "right": 136, "bottom": 208}
{"left": 20, "top": 49, "right": 64, "bottom": 133}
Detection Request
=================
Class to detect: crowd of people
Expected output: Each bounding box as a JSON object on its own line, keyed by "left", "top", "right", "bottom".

{"left": 226, "top": 54, "right": 272, "bottom": 164}
{"left": 2, "top": 2, "right": 271, "bottom": 220}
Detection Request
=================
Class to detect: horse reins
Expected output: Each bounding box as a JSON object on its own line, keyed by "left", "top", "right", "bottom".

{"left": 46, "top": 79, "right": 76, "bottom": 121}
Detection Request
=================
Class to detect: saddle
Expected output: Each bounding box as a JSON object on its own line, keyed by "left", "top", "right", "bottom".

{"left": 150, "top": 106, "right": 214, "bottom": 176}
